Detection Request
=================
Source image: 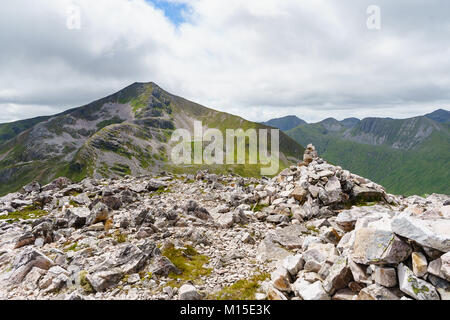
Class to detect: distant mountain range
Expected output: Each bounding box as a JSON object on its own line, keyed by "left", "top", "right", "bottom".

{"left": 0, "top": 82, "right": 304, "bottom": 196}
{"left": 263, "top": 109, "right": 450, "bottom": 196}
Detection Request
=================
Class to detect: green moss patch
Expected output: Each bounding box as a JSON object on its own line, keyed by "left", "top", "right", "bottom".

{"left": 0, "top": 205, "right": 48, "bottom": 222}
{"left": 208, "top": 272, "right": 270, "bottom": 300}
{"left": 163, "top": 245, "right": 212, "bottom": 287}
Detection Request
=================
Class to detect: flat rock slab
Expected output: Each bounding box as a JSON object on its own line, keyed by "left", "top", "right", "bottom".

{"left": 391, "top": 215, "right": 450, "bottom": 252}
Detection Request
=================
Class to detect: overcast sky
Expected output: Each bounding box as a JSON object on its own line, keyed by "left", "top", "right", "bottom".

{"left": 1, "top": 0, "right": 449, "bottom": 124}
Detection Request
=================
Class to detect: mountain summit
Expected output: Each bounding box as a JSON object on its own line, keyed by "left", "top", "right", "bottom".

{"left": 262, "top": 115, "right": 307, "bottom": 131}
{"left": 0, "top": 82, "right": 304, "bottom": 196}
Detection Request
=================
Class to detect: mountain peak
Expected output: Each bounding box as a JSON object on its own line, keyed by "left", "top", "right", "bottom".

{"left": 262, "top": 115, "right": 307, "bottom": 131}
{"left": 425, "top": 108, "right": 450, "bottom": 123}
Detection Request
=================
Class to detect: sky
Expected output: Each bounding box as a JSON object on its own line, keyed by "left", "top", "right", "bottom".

{"left": 0, "top": 0, "right": 449, "bottom": 124}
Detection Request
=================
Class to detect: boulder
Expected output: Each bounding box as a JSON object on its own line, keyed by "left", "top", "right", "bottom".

{"left": 397, "top": 263, "right": 440, "bottom": 300}
{"left": 149, "top": 256, "right": 181, "bottom": 277}
{"left": 295, "top": 280, "right": 330, "bottom": 300}
{"left": 351, "top": 186, "right": 383, "bottom": 203}
{"left": 217, "top": 212, "right": 235, "bottom": 229}
{"left": 86, "top": 268, "right": 123, "bottom": 292}
{"left": 65, "top": 207, "right": 90, "bottom": 229}
{"left": 257, "top": 237, "right": 291, "bottom": 262}
{"left": 441, "top": 252, "right": 450, "bottom": 281}
{"left": 427, "top": 274, "right": 450, "bottom": 300}
{"left": 352, "top": 228, "right": 411, "bottom": 265}
{"left": 373, "top": 267, "right": 397, "bottom": 288}
{"left": 427, "top": 258, "right": 445, "bottom": 278}
{"left": 9, "top": 248, "right": 53, "bottom": 284}
{"left": 22, "top": 181, "right": 41, "bottom": 194}
{"left": 323, "top": 256, "right": 353, "bottom": 295}
{"left": 281, "top": 255, "right": 304, "bottom": 277}
{"left": 391, "top": 215, "right": 450, "bottom": 252}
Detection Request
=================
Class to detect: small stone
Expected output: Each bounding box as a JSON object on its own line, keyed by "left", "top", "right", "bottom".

{"left": 332, "top": 288, "right": 356, "bottom": 301}
{"left": 255, "top": 293, "right": 267, "bottom": 300}
{"left": 281, "top": 255, "right": 304, "bottom": 277}
{"left": 127, "top": 273, "right": 140, "bottom": 285}
{"left": 290, "top": 186, "right": 308, "bottom": 203}
{"left": 357, "top": 284, "right": 399, "bottom": 300}
{"left": 373, "top": 267, "right": 397, "bottom": 288}
{"left": 411, "top": 252, "right": 428, "bottom": 277}
{"left": 271, "top": 267, "right": 292, "bottom": 292}
{"left": 428, "top": 258, "right": 445, "bottom": 278}
{"left": 179, "top": 284, "right": 202, "bottom": 300}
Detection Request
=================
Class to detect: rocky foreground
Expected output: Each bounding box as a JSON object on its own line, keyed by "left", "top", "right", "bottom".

{"left": 0, "top": 145, "right": 449, "bottom": 300}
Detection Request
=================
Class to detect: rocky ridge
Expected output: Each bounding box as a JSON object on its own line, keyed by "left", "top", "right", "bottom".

{"left": 0, "top": 145, "right": 448, "bottom": 300}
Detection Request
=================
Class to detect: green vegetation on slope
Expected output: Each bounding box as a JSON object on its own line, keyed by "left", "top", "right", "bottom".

{"left": 287, "top": 124, "right": 450, "bottom": 196}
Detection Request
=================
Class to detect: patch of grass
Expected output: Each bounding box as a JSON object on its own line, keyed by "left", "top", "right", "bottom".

{"left": 96, "top": 116, "right": 124, "bottom": 130}
{"left": 208, "top": 272, "right": 270, "bottom": 300}
{"left": 253, "top": 203, "right": 269, "bottom": 212}
{"left": 150, "top": 186, "right": 172, "bottom": 197}
{"left": 0, "top": 205, "right": 48, "bottom": 222}
{"left": 110, "top": 163, "right": 132, "bottom": 176}
{"left": 162, "top": 245, "right": 212, "bottom": 287}
{"left": 306, "top": 225, "right": 320, "bottom": 234}
{"left": 79, "top": 270, "right": 94, "bottom": 294}
{"left": 64, "top": 242, "right": 80, "bottom": 252}
{"left": 113, "top": 230, "right": 128, "bottom": 243}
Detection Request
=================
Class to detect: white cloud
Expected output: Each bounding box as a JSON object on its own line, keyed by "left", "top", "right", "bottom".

{"left": 0, "top": 0, "right": 449, "bottom": 124}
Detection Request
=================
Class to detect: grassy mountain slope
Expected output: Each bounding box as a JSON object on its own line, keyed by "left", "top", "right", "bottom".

{"left": 0, "top": 82, "right": 304, "bottom": 195}
{"left": 285, "top": 114, "right": 449, "bottom": 196}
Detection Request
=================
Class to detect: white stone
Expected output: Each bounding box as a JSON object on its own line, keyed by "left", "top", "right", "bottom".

{"left": 296, "top": 281, "right": 331, "bottom": 300}
{"left": 179, "top": 284, "right": 202, "bottom": 300}
{"left": 281, "top": 255, "right": 304, "bottom": 277}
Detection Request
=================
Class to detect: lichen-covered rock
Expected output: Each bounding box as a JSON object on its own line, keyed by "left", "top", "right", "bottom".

{"left": 397, "top": 263, "right": 440, "bottom": 300}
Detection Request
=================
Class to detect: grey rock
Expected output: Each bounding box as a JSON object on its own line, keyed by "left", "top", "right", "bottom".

{"left": 391, "top": 215, "right": 450, "bottom": 252}
{"left": 352, "top": 228, "right": 411, "bottom": 265}
{"left": 397, "top": 263, "right": 440, "bottom": 300}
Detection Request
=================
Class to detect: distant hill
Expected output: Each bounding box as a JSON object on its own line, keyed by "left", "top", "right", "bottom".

{"left": 0, "top": 82, "right": 304, "bottom": 196}
{"left": 264, "top": 111, "right": 449, "bottom": 196}
{"left": 425, "top": 109, "right": 450, "bottom": 123}
{"left": 262, "top": 115, "right": 307, "bottom": 131}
